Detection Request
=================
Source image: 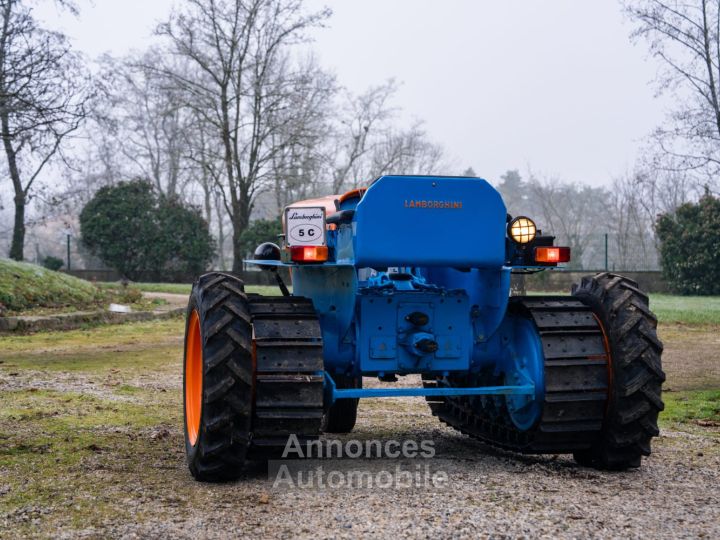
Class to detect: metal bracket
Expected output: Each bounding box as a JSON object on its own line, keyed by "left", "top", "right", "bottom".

{"left": 325, "top": 371, "right": 534, "bottom": 404}
{"left": 332, "top": 385, "right": 535, "bottom": 400}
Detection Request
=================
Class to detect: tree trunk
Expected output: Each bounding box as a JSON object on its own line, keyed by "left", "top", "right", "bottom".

{"left": 2, "top": 110, "right": 25, "bottom": 261}
{"left": 213, "top": 192, "right": 226, "bottom": 271}
{"left": 230, "top": 196, "right": 251, "bottom": 274}
{"left": 231, "top": 220, "right": 244, "bottom": 274}
{"left": 217, "top": 214, "right": 226, "bottom": 271}
{"left": 9, "top": 193, "right": 25, "bottom": 261}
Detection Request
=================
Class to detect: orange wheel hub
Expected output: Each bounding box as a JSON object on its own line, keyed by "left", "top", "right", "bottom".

{"left": 185, "top": 309, "right": 203, "bottom": 446}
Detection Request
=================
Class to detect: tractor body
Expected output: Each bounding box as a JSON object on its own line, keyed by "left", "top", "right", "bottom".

{"left": 252, "top": 175, "right": 558, "bottom": 419}
{"left": 183, "top": 175, "right": 665, "bottom": 481}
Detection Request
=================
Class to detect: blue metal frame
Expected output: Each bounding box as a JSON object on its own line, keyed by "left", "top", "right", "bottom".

{"left": 333, "top": 385, "right": 535, "bottom": 399}
{"left": 323, "top": 371, "right": 534, "bottom": 405}
{"left": 244, "top": 175, "right": 556, "bottom": 433}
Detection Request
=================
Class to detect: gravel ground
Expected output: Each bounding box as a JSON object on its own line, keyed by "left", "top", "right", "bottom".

{"left": 3, "top": 376, "right": 719, "bottom": 539}
{"left": 1, "top": 323, "right": 719, "bottom": 539}
{"left": 69, "top": 412, "right": 720, "bottom": 539}
{"left": 141, "top": 292, "right": 189, "bottom": 311}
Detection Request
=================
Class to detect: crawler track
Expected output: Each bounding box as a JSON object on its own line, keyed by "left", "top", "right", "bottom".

{"left": 424, "top": 297, "right": 609, "bottom": 453}
{"left": 247, "top": 295, "right": 325, "bottom": 459}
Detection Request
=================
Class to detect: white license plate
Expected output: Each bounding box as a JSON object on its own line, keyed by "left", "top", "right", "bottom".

{"left": 285, "top": 207, "right": 326, "bottom": 246}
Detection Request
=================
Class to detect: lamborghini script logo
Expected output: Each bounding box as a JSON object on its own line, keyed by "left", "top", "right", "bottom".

{"left": 404, "top": 200, "right": 463, "bottom": 209}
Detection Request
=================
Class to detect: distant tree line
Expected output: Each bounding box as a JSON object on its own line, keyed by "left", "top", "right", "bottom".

{"left": 495, "top": 169, "right": 664, "bottom": 272}
{"left": 620, "top": 0, "right": 720, "bottom": 292}
{"left": 2, "top": 0, "right": 720, "bottom": 293}
{"left": 70, "top": 0, "right": 447, "bottom": 273}
{"left": 500, "top": 1, "right": 720, "bottom": 290}
{"left": 0, "top": 0, "right": 447, "bottom": 273}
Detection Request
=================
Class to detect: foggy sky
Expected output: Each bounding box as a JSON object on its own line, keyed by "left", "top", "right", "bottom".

{"left": 35, "top": 0, "right": 667, "bottom": 188}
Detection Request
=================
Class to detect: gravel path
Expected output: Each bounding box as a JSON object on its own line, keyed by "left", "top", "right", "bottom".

{"left": 12, "top": 376, "right": 717, "bottom": 539}
{"left": 82, "top": 416, "right": 720, "bottom": 540}
{"left": 142, "top": 292, "right": 189, "bottom": 311}
{"left": 2, "top": 322, "right": 719, "bottom": 539}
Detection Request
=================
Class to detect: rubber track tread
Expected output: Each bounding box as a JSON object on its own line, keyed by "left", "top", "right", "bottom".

{"left": 247, "top": 296, "right": 324, "bottom": 459}
{"left": 423, "top": 296, "right": 611, "bottom": 454}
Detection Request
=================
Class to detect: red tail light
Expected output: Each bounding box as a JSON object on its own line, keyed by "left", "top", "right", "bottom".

{"left": 535, "top": 246, "right": 571, "bottom": 264}
{"left": 290, "top": 245, "right": 328, "bottom": 263}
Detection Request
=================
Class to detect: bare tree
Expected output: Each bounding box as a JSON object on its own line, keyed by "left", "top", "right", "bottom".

{"left": 328, "top": 82, "right": 396, "bottom": 192}
{"left": 525, "top": 174, "right": 611, "bottom": 269}
{"left": 608, "top": 173, "right": 658, "bottom": 270}
{"left": 156, "top": 0, "right": 331, "bottom": 272}
{"left": 265, "top": 55, "right": 335, "bottom": 208}
{"left": 367, "top": 122, "right": 445, "bottom": 178}
{"left": 95, "top": 51, "right": 196, "bottom": 198}
{"left": 624, "top": 0, "right": 720, "bottom": 184}
{"left": 46, "top": 94, "right": 126, "bottom": 223}
{"left": 325, "top": 81, "right": 447, "bottom": 193}
{"left": 184, "top": 107, "right": 233, "bottom": 269}
{"left": 269, "top": 130, "right": 329, "bottom": 210}
{"left": 0, "top": 0, "right": 90, "bottom": 260}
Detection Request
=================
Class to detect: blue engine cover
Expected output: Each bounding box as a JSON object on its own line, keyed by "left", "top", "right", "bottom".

{"left": 353, "top": 176, "right": 507, "bottom": 268}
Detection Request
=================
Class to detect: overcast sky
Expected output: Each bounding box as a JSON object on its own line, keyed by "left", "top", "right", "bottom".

{"left": 36, "top": 0, "right": 667, "bottom": 188}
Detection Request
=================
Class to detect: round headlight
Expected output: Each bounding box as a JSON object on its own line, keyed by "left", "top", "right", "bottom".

{"left": 508, "top": 216, "right": 536, "bottom": 244}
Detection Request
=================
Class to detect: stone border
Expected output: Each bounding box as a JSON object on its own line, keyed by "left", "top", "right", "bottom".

{"left": 0, "top": 307, "right": 186, "bottom": 334}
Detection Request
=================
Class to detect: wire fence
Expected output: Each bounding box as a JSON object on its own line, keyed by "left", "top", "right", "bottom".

{"left": 558, "top": 233, "right": 661, "bottom": 272}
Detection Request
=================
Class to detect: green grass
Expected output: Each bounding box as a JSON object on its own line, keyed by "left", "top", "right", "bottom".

{"left": 528, "top": 289, "right": 720, "bottom": 325}
{"left": 6, "top": 261, "right": 718, "bottom": 326}
{"left": 0, "top": 388, "right": 181, "bottom": 532}
{"left": 662, "top": 390, "right": 720, "bottom": 425}
{"left": 0, "top": 319, "right": 194, "bottom": 535}
{"left": 649, "top": 294, "right": 720, "bottom": 325}
{"left": 97, "top": 282, "right": 193, "bottom": 295}
{"left": 0, "top": 259, "right": 103, "bottom": 312}
{"left": 0, "top": 259, "right": 177, "bottom": 315}
{"left": 98, "top": 281, "right": 280, "bottom": 297}
{"left": 0, "top": 262, "right": 282, "bottom": 315}
{"left": 0, "top": 318, "right": 184, "bottom": 365}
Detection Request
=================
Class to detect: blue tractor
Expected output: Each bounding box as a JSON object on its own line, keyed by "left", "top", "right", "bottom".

{"left": 182, "top": 175, "right": 664, "bottom": 481}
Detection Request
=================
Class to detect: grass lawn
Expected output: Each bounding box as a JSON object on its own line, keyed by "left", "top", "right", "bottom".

{"left": 97, "top": 281, "right": 279, "bottom": 297}
{"left": 663, "top": 390, "right": 720, "bottom": 426}
{"left": 0, "top": 319, "right": 184, "bottom": 535}
{"left": 0, "top": 259, "right": 104, "bottom": 313}
{"left": 97, "top": 282, "right": 193, "bottom": 295}
{"left": 3, "top": 258, "right": 715, "bottom": 325}
{"left": 0, "top": 259, "right": 183, "bottom": 315}
{"left": 649, "top": 294, "right": 720, "bottom": 325}
{"left": 528, "top": 290, "right": 720, "bottom": 326}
